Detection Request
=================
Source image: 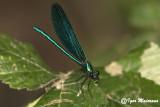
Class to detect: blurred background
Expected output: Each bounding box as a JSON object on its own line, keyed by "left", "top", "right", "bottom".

{"left": 0, "top": 0, "right": 160, "bottom": 107}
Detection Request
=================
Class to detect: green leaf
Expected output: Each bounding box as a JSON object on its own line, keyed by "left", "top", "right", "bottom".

{"left": 27, "top": 69, "right": 160, "bottom": 107}
{"left": 1, "top": 35, "right": 159, "bottom": 106}
{"left": 27, "top": 42, "right": 160, "bottom": 107}
{"left": 117, "top": 42, "right": 149, "bottom": 72}
{"left": 0, "top": 35, "right": 55, "bottom": 90}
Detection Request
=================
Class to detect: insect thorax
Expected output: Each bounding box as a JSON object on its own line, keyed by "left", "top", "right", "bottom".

{"left": 82, "top": 61, "right": 94, "bottom": 74}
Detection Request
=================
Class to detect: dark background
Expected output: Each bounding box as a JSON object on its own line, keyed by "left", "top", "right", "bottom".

{"left": 0, "top": 0, "right": 138, "bottom": 107}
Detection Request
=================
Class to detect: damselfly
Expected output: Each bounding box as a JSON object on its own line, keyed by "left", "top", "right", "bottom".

{"left": 33, "top": 3, "right": 99, "bottom": 87}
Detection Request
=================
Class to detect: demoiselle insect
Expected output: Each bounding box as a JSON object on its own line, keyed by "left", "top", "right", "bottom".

{"left": 33, "top": 3, "right": 99, "bottom": 87}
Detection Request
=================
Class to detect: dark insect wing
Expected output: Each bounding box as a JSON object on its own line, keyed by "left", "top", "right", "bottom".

{"left": 51, "top": 4, "right": 86, "bottom": 63}
{"left": 33, "top": 26, "right": 82, "bottom": 65}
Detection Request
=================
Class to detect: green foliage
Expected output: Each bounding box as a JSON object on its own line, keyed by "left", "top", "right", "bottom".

{"left": 0, "top": 1, "right": 160, "bottom": 107}
{"left": 94, "top": 0, "right": 160, "bottom": 66}
{"left": 28, "top": 70, "right": 160, "bottom": 107}
{"left": 0, "top": 35, "right": 55, "bottom": 90}
{"left": 118, "top": 42, "right": 149, "bottom": 72}
{"left": 0, "top": 35, "right": 159, "bottom": 107}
